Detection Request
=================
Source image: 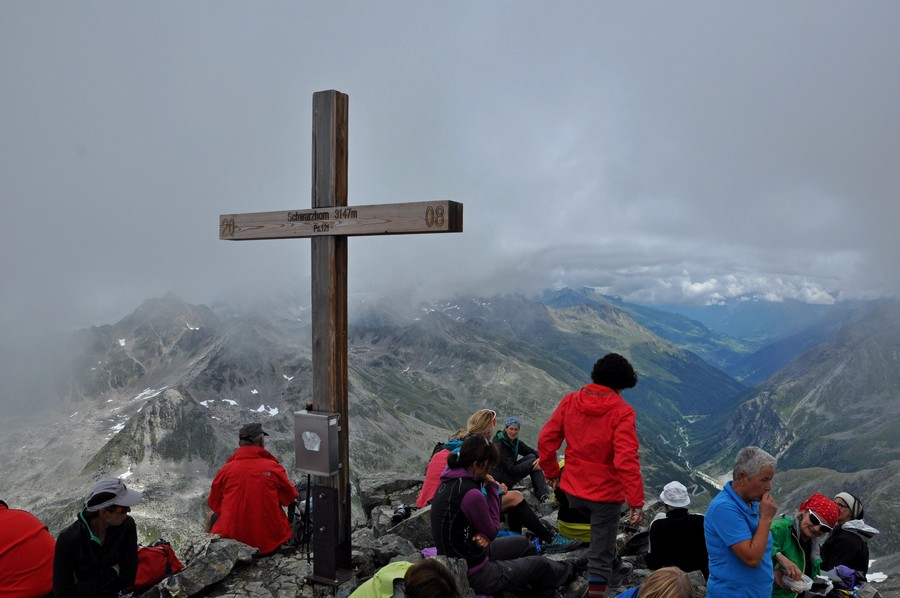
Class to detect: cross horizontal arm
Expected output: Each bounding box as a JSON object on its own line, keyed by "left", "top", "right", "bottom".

{"left": 220, "top": 200, "right": 462, "bottom": 240}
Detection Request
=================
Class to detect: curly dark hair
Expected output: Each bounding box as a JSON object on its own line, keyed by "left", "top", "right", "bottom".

{"left": 591, "top": 353, "right": 638, "bottom": 390}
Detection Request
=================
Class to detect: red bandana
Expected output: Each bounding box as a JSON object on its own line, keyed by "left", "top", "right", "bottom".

{"left": 799, "top": 493, "right": 840, "bottom": 528}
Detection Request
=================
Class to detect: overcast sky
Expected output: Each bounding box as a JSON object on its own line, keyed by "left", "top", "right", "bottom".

{"left": 2, "top": 2, "right": 898, "bottom": 340}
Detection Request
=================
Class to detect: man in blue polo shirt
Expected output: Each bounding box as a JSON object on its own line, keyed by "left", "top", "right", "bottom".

{"left": 704, "top": 446, "right": 778, "bottom": 598}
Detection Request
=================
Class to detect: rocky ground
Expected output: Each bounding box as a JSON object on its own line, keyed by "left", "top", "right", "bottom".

{"left": 141, "top": 474, "right": 695, "bottom": 597}
{"left": 136, "top": 473, "right": 895, "bottom": 598}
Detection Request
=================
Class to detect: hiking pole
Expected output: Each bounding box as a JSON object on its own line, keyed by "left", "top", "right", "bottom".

{"left": 304, "top": 473, "right": 312, "bottom": 563}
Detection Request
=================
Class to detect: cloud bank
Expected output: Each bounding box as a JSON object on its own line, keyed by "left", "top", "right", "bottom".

{"left": 1, "top": 2, "right": 898, "bottom": 343}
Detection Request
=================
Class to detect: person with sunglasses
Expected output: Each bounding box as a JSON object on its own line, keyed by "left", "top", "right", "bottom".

{"left": 53, "top": 477, "right": 142, "bottom": 598}
{"left": 769, "top": 492, "right": 840, "bottom": 598}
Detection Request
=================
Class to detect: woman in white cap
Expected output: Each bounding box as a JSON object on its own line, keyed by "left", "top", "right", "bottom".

{"left": 53, "top": 477, "right": 142, "bottom": 598}
{"left": 646, "top": 481, "right": 708, "bottom": 579}
{"left": 821, "top": 491, "right": 879, "bottom": 576}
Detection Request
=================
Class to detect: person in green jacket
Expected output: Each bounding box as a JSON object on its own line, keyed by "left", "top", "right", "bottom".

{"left": 348, "top": 558, "right": 459, "bottom": 598}
{"left": 770, "top": 493, "right": 840, "bottom": 597}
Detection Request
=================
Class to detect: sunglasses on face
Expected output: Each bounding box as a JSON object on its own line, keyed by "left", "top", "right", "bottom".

{"left": 106, "top": 505, "right": 131, "bottom": 514}
{"left": 807, "top": 510, "right": 833, "bottom": 533}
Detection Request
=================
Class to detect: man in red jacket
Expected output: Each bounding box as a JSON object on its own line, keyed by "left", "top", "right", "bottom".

{"left": 208, "top": 423, "right": 299, "bottom": 555}
{"left": 538, "top": 353, "right": 644, "bottom": 598}
{"left": 0, "top": 499, "right": 55, "bottom": 598}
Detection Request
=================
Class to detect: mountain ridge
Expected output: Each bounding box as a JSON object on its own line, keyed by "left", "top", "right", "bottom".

{"left": 0, "top": 289, "right": 896, "bottom": 569}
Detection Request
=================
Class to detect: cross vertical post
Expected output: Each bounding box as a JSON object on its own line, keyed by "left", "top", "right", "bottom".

{"left": 219, "top": 89, "right": 463, "bottom": 585}
{"left": 310, "top": 90, "right": 352, "bottom": 575}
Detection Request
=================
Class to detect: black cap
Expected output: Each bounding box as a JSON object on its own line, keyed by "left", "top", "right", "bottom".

{"left": 239, "top": 422, "right": 269, "bottom": 440}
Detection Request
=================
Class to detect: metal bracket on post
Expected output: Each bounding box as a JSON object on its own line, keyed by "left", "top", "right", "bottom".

{"left": 307, "top": 484, "right": 352, "bottom": 585}
{"left": 295, "top": 410, "right": 352, "bottom": 585}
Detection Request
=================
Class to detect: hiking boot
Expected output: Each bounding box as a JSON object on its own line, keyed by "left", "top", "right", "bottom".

{"left": 607, "top": 557, "right": 633, "bottom": 585}
{"left": 565, "top": 554, "right": 589, "bottom": 578}
{"left": 541, "top": 533, "right": 582, "bottom": 554}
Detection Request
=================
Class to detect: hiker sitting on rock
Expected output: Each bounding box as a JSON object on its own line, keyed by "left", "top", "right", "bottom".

{"left": 53, "top": 478, "right": 142, "bottom": 598}
{"left": 207, "top": 422, "right": 298, "bottom": 555}
{"left": 417, "top": 409, "right": 503, "bottom": 509}
{"left": 418, "top": 409, "right": 579, "bottom": 554}
{"left": 770, "top": 492, "right": 840, "bottom": 598}
{"left": 646, "top": 481, "right": 708, "bottom": 579}
{"left": 348, "top": 557, "right": 460, "bottom": 598}
{"left": 821, "top": 491, "right": 879, "bottom": 578}
{"left": 0, "top": 498, "right": 55, "bottom": 598}
{"left": 430, "top": 435, "right": 585, "bottom": 598}
{"left": 492, "top": 416, "right": 552, "bottom": 503}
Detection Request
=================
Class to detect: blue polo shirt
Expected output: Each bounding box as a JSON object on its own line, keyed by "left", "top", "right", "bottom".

{"left": 704, "top": 481, "right": 773, "bottom": 598}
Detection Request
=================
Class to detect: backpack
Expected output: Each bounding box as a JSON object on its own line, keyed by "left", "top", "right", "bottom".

{"left": 424, "top": 442, "right": 446, "bottom": 474}
{"left": 126, "top": 540, "right": 184, "bottom": 592}
{"left": 430, "top": 441, "right": 446, "bottom": 457}
{"left": 825, "top": 565, "right": 883, "bottom": 598}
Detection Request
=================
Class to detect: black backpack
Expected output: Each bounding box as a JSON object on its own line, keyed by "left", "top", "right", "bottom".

{"left": 424, "top": 442, "right": 446, "bottom": 474}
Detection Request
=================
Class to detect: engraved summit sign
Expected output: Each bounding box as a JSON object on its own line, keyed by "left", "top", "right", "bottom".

{"left": 220, "top": 199, "right": 462, "bottom": 240}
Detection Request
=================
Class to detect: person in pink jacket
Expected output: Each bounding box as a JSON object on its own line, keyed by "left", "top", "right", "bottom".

{"left": 539, "top": 353, "right": 645, "bottom": 598}
{"left": 208, "top": 423, "right": 299, "bottom": 555}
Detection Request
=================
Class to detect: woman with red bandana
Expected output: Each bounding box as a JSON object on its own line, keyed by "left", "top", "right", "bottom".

{"left": 770, "top": 493, "right": 840, "bottom": 598}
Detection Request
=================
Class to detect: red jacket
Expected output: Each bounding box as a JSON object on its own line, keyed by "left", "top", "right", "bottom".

{"left": 208, "top": 446, "right": 299, "bottom": 554}
{"left": 0, "top": 504, "right": 55, "bottom": 598}
{"left": 538, "top": 384, "right": 644, "bottom": 507}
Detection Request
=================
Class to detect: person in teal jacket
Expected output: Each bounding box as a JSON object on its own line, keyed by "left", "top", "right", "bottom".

{"left": 770, "top": 493, "right": 840, "bottom": 598}
{"left": 348, "top": 558, "right": 459, "bottom": 598}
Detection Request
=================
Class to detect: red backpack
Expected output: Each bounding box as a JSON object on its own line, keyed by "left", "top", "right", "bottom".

{"left": 127, "top": 540, "right": 185, "bottom": 593}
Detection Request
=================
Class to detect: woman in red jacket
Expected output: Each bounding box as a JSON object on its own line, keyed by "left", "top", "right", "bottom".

{"left": 539, "top": 353, "right": 644, "bottom": 598}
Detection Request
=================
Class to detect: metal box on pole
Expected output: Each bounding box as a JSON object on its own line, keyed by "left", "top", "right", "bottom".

{"left": 294, "top": 410, "right": 341, "bottom": 477}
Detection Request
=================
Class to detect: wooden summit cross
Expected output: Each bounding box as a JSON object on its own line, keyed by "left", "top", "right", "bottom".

{"left": 219, "top": 90, "right": 462, "bottom": 582}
